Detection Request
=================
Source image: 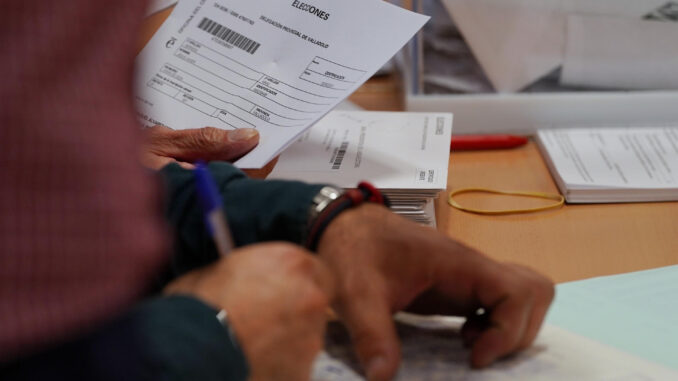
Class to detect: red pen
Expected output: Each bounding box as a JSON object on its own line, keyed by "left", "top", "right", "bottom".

{"left": 450, "top": 135, "right": 528, "bottom": 151}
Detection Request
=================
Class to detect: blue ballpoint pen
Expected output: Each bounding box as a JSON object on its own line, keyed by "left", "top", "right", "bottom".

{"left": 194, "top": 162, "right": 234, "bottom": 257}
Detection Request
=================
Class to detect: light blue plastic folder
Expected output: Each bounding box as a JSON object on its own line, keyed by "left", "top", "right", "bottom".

{"left": 546, "top": 265, "right": 678, "bottom": 370}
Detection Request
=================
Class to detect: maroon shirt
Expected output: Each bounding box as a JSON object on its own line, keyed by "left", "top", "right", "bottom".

{"left": 0, "top": 0, "right": 167, "bottom": 360}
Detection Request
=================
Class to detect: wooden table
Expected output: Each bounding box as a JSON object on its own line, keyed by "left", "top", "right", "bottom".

{"left": 141, "top": 8, "right": 678, "bottom": 284}
{"left": 439, "top": 142, "right": 678, "bottom": 283}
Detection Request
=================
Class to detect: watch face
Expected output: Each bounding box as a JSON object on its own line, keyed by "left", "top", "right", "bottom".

{"left": 309, "top": 186, "right": 344, "bottom": 219}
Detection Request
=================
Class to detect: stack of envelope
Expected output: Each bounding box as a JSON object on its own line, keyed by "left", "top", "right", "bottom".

{"left": 269, "top": 110, "right": 453, "bottom": 227}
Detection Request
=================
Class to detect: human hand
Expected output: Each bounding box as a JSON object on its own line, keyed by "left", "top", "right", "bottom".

{"left": 140, "top": 125, "right": 277, "bottom": 179}
{"left": 164, "top": 242, "right": 335, "bottom": 381}
{"left": 239, "top": 155, "right": 279, "bottom": 180}
{"left": 316, "top": 204, "right": 554, "bottom": 381}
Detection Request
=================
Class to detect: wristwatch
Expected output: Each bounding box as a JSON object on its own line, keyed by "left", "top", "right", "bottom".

{"left": 305, "top": 182, "right": 388, "bottom": 251}
{"left": 307, "top": 185, "right": 344, "bottom": 225}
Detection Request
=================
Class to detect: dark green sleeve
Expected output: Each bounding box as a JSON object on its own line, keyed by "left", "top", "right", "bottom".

{"left": 160, "top": 162, "right": 324, "bottom": 275}
{"left": 1, "top": 296, "right": 248, "bottom": 381}
{"left": 129, "top": 296, "right": 249, "bottom": 381}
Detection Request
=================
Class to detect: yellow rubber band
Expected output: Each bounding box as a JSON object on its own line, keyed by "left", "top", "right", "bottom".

{"left": 448, "top": 188, "right": 565, "bottom": 215}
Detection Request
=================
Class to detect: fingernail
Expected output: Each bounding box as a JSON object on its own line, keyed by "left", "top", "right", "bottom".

{"left": 228, "top": 128, "right": 258, "bottom": 141}
{"left": 366, "top": 356, "right": 387, "bottom": 381}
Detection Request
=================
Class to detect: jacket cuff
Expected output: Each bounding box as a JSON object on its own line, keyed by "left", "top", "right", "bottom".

{"left": 161, "top": 162, "right": 323, "bottom": 263}
{"left": 131, "top": 295, "right": 249, "bottom": 381}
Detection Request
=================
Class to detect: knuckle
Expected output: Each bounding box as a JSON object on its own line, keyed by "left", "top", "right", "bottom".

{"left": 515, "top": 277, "right": 536, "bottom": 304}
{"left": 144, "top": 126, "right": 174, "bottom": 150}
{"left": 341, "top": 275, "right": 366, "bottom": 298}
{"left": 195, "top": 127, "right": 224, "bottom": 147}
{"left": 268, "top": 242, "right": 306, "bottom": 259}
{"left": 297, "top": 286, "right": 329, "bottom": 316}
{"left": 266, "top": 243, "right": 317, "bottom": 274}
{"left": 502, "top": 265, "right": 538, "bottom": 300}
{"left": 521, "top": 268, "right": 555, "bottom": 304}
{"left": 146, "top": 125, "right": 170, "bottom": 136}
{"left": 286, "top": 251, "right": 316, "bottom": 273}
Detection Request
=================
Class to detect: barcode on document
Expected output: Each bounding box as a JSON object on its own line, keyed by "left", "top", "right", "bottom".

{"left": 198, "top": 17, "right": 261, "bottom": 54}
{"left": 428, "top": 169, "right": 435, "bottom": 183}
{"left": 332, "top": 142, "right": 349, "bottom": 170}
{"left": 415, "top": 168, "right": 436, "bottom": 183}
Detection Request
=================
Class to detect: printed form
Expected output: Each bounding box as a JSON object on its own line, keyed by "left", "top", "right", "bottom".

{"left": 311, "top": 314, "right": 678, "bottom": 381}
{"left": 135, "top": 0, "right": 428, "bottom": 168}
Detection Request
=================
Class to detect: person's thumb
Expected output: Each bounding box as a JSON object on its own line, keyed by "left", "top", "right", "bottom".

{"left": 148, "top": 126, "right": 259, "bottom": 162}
{"left": 339, "top": 290, "right": 400, "bottom": 381}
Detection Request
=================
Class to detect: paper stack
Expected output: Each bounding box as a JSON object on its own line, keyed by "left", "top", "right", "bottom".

{"left": 536, "top": 126, "right": 678, "bottom": 203}
{"left": 269, "top": 111, "right": 453, "bottom": 227}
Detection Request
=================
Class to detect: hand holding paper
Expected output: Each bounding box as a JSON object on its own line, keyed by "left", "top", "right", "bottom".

{"left": 135, "top": 0, "right": 428, "bottom": 168}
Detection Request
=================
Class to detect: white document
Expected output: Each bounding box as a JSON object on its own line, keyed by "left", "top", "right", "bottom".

{"left": 312, "top": 314, "right": 678, "bottom": 381}
{"left": 561, "top": 14, "right": 678, "bottom": 90}
{"left": 269, "top": 111, "right": 452, "bottom": 191}
{"left": 536, "top": 127, "right": 678, "bottom": 203}
{"left": 135, "top": 0, "right": 428, "bottom": 168}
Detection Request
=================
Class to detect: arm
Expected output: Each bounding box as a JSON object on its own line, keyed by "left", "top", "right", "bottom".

{"left": 161, "top": 161, "right": 554, "bottom": 381}
{"left": 3, "top": 243, "right": 335, "bottom": 381}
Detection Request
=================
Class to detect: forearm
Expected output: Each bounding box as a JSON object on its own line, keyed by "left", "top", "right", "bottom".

{"left": 1, "top": 296, "right": 247, "bottom": 381}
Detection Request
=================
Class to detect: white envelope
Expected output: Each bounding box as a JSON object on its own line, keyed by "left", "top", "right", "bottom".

{"left": 441, "top": 0, "right": 565, "bottom": 93}
{"left": 439, "top": 0, "right": 670, "bottom": 93}
{"left": 561, "top": 14, "right": 678, "bottom": 90}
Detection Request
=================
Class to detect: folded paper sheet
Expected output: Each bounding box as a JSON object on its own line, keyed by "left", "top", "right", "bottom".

{"left": 136, "top": 0, "right": 428, "bottom": 168}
